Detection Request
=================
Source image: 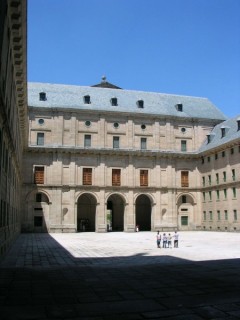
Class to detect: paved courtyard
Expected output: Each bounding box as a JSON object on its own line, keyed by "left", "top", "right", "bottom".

{"left": 1, "top": 231, "right": 240, "bottom": 319}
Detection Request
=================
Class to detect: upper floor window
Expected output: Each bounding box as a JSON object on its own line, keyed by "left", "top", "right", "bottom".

{"left": 203, "top": 211, "right": 206, "bottom": 220}
{"left": 39, "top": 92, "right": 46, "bottom": 101}
{"left": 222, "top": 151, "right": 225, "bottom": 157}
{"left": 111, "top": 98, "right": 118, "bottom": 106}
{"left": 83, "top": 168, "right": 92, "bottom": 185}
{"left": 231, "top": 148, "right": 234, "bottom": 155}
{"left": 141, "top": 137, "right": 147, "bottom": 150}
{"left": 137, "top": 100, "right": 144, "bottom": 108}
{"left": 36, "top": 193, "right": 42, "bottom": 202}
{"left": 224, "top": 210, "right": 228, "bottom": 220}
{"left": 140, "top": 170, "right": 148, "bottom": 186}
{"left": 237, "top": 119, "right": 240, "bottom": 131}
{"left": 176, "top": 103, "right": 183, "bottom": 112}
{"left": 34, "top": 166, "right": 44, "bottom": 184}
{"left": 208, "top": 175, "right": 211, "bottom": 185}
{"left": 37, "top": 132, "right": 44, "bottom": 146}
{"left": 202, "top": 177, "right": 205, "bottom": 186}
{"left": 215, "top": 153, "right": 218, "bottom": 160}
{"left": 84, "top": 135, "right": 91, "bottom": 147}
{"left": 181, "top": 140, "right": 187, "bottom": 152}
{"left": 216, "top": 173, "right": 219, "bottom": 184}
{"left": 84, "top": 95, "right": 91, "bottom": 104}
{"left": 217, "top": 210, "right": 221, "bottom": 220}
{"left": 113, "top": 136, "right": 120, "bottom": 149}
{"left": 223, "top": 171, "right": 226, "bottom": 182}
{"left": 112, "top": 169, "right": 121, "bottom": 186}
{"left": 182, "top": 195, "right": 187, "bottom": 203}
{"left": 181, "top": 171, "right": 189, "bottom": 187}
{"left": 232, "top": 169, "right": 236, "bottom": 181}
{"left": 221, "top": 127, "right": 226, "bottom": 138}
{"left": 234, "top": 210, "right": 237, "bottom": 221}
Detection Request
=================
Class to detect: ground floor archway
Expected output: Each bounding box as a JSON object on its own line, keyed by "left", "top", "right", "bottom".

{"left": 107, "top": 194, "right": 125, "bottom": 231}
{"left": 77, "top": 193, "right": 97, "bottom": 232}
{"left": 135, "top": 194, "right": 151, "bottom": 231}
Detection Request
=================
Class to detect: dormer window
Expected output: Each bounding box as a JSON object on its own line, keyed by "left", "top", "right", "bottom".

{"left": 84, "top": 95, "right": 91, "bottom": 104}
{"left": 237, "top": 119, "right": 240, "bottom": 131}
{"left": 137, "top": 100, "right": 144, "bottom": 108}
{"left": 176, "top": 103, "right": 183, "bottom": 112}
{"left": 207, "top": 134, "right": 211, "bottom": 144}
{"left": 39, "top": 92, "right": 46, "bottom": 101}
{"left": 111, "top": 98, "right": 118, "bottom": 106}
{"left": 221, "top": 127, "right": 226, "bottom": 138}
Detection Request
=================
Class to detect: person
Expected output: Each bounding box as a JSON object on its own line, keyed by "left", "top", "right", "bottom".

{"left": 162, "top": 233, "right": 167, "bottom": 248}
{"left": 167, "top": 233, "right": 172, "bottom": 248}
{"left": 173, "top": 231, "right": 179, "bottom": 248}
{"left": 156, "top": 231, "right": 161, "bottom": 248}
{"left": 136, "top": 225, "right": 139, "bottom": 232}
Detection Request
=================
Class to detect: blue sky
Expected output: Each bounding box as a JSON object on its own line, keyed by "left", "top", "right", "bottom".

{"left": 28, "top": 0, "right": 240, "bottom": 117}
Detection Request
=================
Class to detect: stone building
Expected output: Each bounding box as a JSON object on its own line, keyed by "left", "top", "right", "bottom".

{"left": 22, "top": 79, "right": 240, "bottom": 233}
{"left": 0, "top": 0, "right": 27, "bottom": 256}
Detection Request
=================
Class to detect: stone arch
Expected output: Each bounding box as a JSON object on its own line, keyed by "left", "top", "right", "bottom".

{"left": 135, "top": 194, "right": 152, "bottom": 231}
{"left": 106, "top": 193, "right": 126, "bottom": 231}
{"left": 77, "top": 193, "right": 97, "bottom": 232}
{"left": 25, "top": 189, "right": 51, "bottom": 203}
{"left": 177, "top": 192, "right": 196, "bottom": 230}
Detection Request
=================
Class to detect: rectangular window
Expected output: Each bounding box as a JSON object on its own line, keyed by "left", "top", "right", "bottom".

{"left": 202, "top": 177, "right": 205, "bottom": 186}
{"left": 181, "top": 171, "right": 189, "bottom": 187}
{"left": 216, "top": 173, "right": 219, "bottom": 184}
{"left": 209, "top": 191, "right": 212, "bottom": 201}
{"left": 181, "top": 216, "right": 188, "bottom": 226}
{"left": 209, "top": 211, "right": 213, "bottom": 220}
{"left": 112, "top": 169, "right": 121, "bottom": 186}
{"left": 36, "top": 193, "right": 42, "bottom": 202}
{"left": 223, "top": 171, "right": 226, "bottom": 182}
{"left": 224, "top": 210, "right": 228, "bottom": 220}
{"left": 215, "top": 153, "right": 218, "bottom": 160}
{"left": 181, "top": 140, "right": 187, "bottom": 151}
{"left": 217, "top": 210, "right": 221, "bottom": 220}
{"left": 232, "top": 187, "right": 236, "bottom": 198}
{"left": 203, "top": 211, "right": 206, "bottom": 220}
{"left": 222, "top": 151, "right": 225, "bottom": 157}
{"left": 34, "top": 216, "right": 43, "bottom": 227}
{"left": 83, "top": 168, "right": 92, "bottom": 185}
{"left": 208, "top": 175, "right": 211, "bottom": 185}
{"left": 216, "top": 190, "right": 220, "bottom": 200}
{"left": 224, "top": 189, "right": 227, "bottom": 199}
{"left": 203, "top": 192, "right": 206, "bottom": 202}
{"left": 182, "top": 195, "right": 187, "bottom": 203}
{"left": 84, "top": 135, "right": 91, "bottom": 147}
{"left": 34, "top": 167, "right": 44, "bottom": 184}
{"left": 140, "top": 170, "right": 148, "bottom": 186}
{"left": 234, "top": 210, "right": 237, "bottom": 221}
{"left": 37, "top": 132, "right": 44, "bottom": 146}
{"left": 113, "top": 136, "right": 120, "bottom": 149}
{"left": 232, "top": 169, "right": 236, "bottom": 181}
{"left": 141, "top": 138, "right": 147, "bottom": 150}
{"left": 207, "top": 156, "right": 210, "bottom": 162}
{"left": 231, "top": 148, "right": 234, "bottom": 154}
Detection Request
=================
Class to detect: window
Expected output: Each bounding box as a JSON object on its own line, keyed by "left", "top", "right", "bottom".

{"left": 111, "top": 98, "right": 118, "bottom": 106}
{"left": 39, "top": 92, "right": 46, "bottom": 101}
{"left": 215, "top": 153, "right": 218, "bottom": 160}
{"left": 232, "top": 187, "right": 236, "bottom": 198}
{"left": 141, "top": 124, "right": 146, "bottom": 130}
{"left": 216, "top": 173, "right": 219, "bottom": 184}
{"left": 222, "top": 151, "right": 225, "bottom": 157}
{"left": 113, "top": 136, "right": 120, "bottom": 149}
{"left": 181, "top": 140, "right": 187, "bottom": 151}
{"left": 84, "top": 135, "right": 91, "bottom": 147}
{"left": 140, "top": 170, "right": 148, "bottom": 186}
{"left": 36, "top": 193, "right": 42, "bottom": 202}
{"left": 182, "top": 195, "right": 187, "bottom": 203}
{"left": 234, "top": 210, "right": 237, "bottom": 221}
{"left": 224, "top": 189, "right": 227, "bottom": 199}
{"left": 201, "top": 157, "right": 204, "bottom": 164}
{"left": 238, "top": 119, "right": 240, "bottom": 131}
{"left": 216, "top": 190, "right": 220, "bottom": 200}
{"left": 221, "top": 127, "right": 226, "bottom": 138}
{"left": 34, "top": 167, "right": 44, "bottom": 184}
{"left": 34, "top": 216, "right": 43, "bottom": 227}
{"left": 83, "top": 168, "right": 92, "bottom": 185}
{"left": 207, "top": 156, "right": 210, "bottom": 162}
{"left": 231, "top": 148, "right": 234, "bottom": 155}
{"left": 141, "top": 138, "right": 147, "bottom": 150}
{"left": 207, "top": 135, "right": 211, "bottom": 144}
{"left": 223, "top": 171, "right": 226, "bottom": 182}
{"left": 137, "top": 100, "right": 144, "bottom": 108}
{"left": 84, "top": 95, "right": 91, "bottom": 104}
{"left": 209, "top": 211, "right": 213, "bottom": 220}
{"left": 176, "top": 103, "right": 183, "bottom": 112}
{"left": 113, "top": 122, "right": 119, "bottom": 129}
{"left": 112, "top": 169, "right": 121, "bottom": 186}
{"left": 203, "top": 211, "right": 206, "bottom": 220}
{"left": 224, "top": 210, "right": 228, "bottom": 220}
{"left": 181, "top": 127, "right": 186, "bottom": 133}
{"left": 37, "top": 133, "right": 44, "bottom": 146}
{"left": 232, "top": 169, "right": 236, "bottom": 181}
{"left": 203, "top": 192, "right": 206, "bottom": 201}
{"left": 202, "top": 177, "right": 205, "bottom": 186}
{"left": 181, "top": 216, "right": 188, "bottom": 225}
{"left": 38, "top": 119, "right": 44, "bottom": 125}
{"left": 208, "top": 175, "right": 211, "bottom": 185}
{"left": 217, "top": 210, "right": 221, "bottom": 220}
{"left": 209, "top": 191, "right": 212, "bottom": 201}
{"left": 181, "top": 171, "right": 189, "bottom": 187}
{"left": 85, "top": 120, "right": 91, "bottom": 127}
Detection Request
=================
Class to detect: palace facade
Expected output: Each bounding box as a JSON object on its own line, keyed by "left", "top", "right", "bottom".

{"left": 22, "top": 79, "right": 240, "bottom": 233}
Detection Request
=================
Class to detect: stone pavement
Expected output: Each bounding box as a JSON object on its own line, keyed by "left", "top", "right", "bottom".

{"left": 1, "top": 231, "right": 240, "bottom": 319}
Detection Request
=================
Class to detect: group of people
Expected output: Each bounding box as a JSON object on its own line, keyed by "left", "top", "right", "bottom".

{"left": 156, "top": 231, "right": 179, "bottom": 248}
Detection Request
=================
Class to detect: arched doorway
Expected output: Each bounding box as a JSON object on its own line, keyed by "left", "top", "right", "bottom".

{"left": 77, "top": 193, "right": 97, "bottom": 232}
{"left": 107, "top": 194, "right": 125, "bottom": 231}
{"left": 177, "top": 194, "right": 195, "bottom": 230}
{"left": 135, "top": 194, "right": 151, "bottom": 231}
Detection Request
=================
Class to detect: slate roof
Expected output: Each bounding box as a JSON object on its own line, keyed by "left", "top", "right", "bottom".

{"left": 28, "top": 82, "right": 227, "bottom": 121}
{"left": 199, "top": 116, "right": 240, "bottom": 153}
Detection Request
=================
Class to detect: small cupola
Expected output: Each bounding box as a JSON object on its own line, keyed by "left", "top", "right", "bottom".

{"left": 39, "top": 92, "right": 46, "bottom": 101}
